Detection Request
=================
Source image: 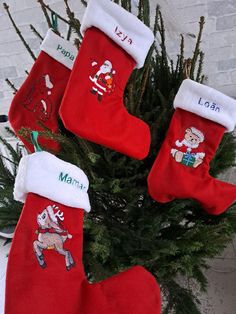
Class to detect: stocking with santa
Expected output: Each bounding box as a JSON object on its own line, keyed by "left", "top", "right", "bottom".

{"left": 60, "top": 0, "right": 154, "bottom": 160}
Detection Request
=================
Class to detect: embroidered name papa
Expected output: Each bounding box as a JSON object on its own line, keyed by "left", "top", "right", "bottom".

{"left": 59, "top": 172, "right": 86, "bottom": 190}
{"left": 198, "top": 98, "right": 220, "bottom": 113}
{"left": 57, "top": 45, "right": 75, "bottom": 61}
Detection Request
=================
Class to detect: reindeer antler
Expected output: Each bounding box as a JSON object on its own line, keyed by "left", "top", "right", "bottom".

{"left": 46, "top": 205, "right": 64, "bottom": 222}
{"left": 54, "top": 209, "right": 64, "bottom": 221}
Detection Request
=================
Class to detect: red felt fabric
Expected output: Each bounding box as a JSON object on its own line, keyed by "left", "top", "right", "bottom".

{"left": 8, "top": 51, "right": 71, "bottom": 152}
{"left": 60, "top": 27, "right": 151, "bottom": 160}
{"left": 5, "top": 193, "right": 161, "bottom": 314}
{"left": 148, "top": 108, "right": 236, "bottom": 215}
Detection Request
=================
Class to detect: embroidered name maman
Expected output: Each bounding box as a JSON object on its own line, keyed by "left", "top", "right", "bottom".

{"left": 198, "top": 98, "right": 220, "bottom": 112}
{"left": 57, "top": 45, "right": 75, "bottom": 61}
{"left": 59, "top": 172, "right": 86, "bottom": 190}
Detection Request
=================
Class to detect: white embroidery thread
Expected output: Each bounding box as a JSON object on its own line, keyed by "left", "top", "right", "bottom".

{"left": 33, "top": 204, "right": 75, "bottom": 271}
{"left": 89, "top": 60, "right": 116, "bottom": 102}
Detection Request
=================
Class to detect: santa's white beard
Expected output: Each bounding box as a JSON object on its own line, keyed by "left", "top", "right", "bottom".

{"left": 100, "top": 65, "right": 112, "bottom": 74}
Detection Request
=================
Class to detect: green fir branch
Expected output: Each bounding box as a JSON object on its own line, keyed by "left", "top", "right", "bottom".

{"left": 38, "top": 0, "right": 70, "bottom": 26}
{"left": 30, "top": 24, "right": 44, "bottom": 41}
{"left": 81, "top": 0, "right": 87, "bottom": 7}
{"left": 37, "top": 0, "right": 53, "bottom": 28}
{"left": 64, "top": 0, "right": 83, "bottom": 39}
{"left": 190, "top": 16, "right": 205, "bottom": 79}
{"left": 5, "top": 78, "right": 18, "bottom": 94}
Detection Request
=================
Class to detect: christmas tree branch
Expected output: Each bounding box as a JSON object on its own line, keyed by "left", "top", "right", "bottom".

{"left": 190, "top": 16, "right": 205, "bottom": 79}
{"left": 17, "top": 125, "right": 96, "bottom": 178}
{"left": 135, "top": 61, "right": 152, "bottom": 115}
{"left": 174, "top": 55, "right": 180, "bottom": 78}
{"left": 179, "top": 35, "right": 185, "bottom": 75}
{"left": 64, "top": 0, "right": 83, "bottom": 39}
{"left": 183, "top": 58, "right": 192, "bottom": 79}
{"left": 0, "top": 154, "right": 18, "bottom": 167}
{"left": 196, "top": 51, "right": 205, "bottom": 83}
{"left": 38, "top": 0, "right": 70, "bottom": 26}
{"left": 127, "top": 81, "right": 135, "bottom": 114}
{"left": 37, "top": 0, "right": 53, "bottom": 28}
{"left": 0, "top": 137, "right": 20, "bottom": 160}
{"left": 139, "top": 67, "right": 150, "bottom": 103}
{"left": 30, "top": 24, "right": 43, "bottom": 41}
{"left": 3, "top": 3, "right": 36, "bottom": 61}
{"left": 121, "top": 0, "right": 131, "bottom": 12}
{"left": 4, "top": 127, "right": 18, "bottom": 139}
{"left": 200, "top": 74, "right": 205, "bottom": 84}
{"left": 67, "top": 25, "right": 72, "bottom": 40}
{"left": 153, "top": 5, "right": 160, "bottom": 36}
{"left": 160, "top": 16, "right": 168, "bottom": 68}
{"left": 138, "top": 0, "right": 150, "bottom": 26}
{"left": 5, "top": 78, "right": 18, "bottom": 94}
{"left": 80, "top": 0, "right": 87, "bottom": 7}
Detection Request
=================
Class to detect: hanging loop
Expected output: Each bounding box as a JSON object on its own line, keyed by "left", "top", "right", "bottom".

{"left": 30, "top": 131, "right": 42, "bottom": 153}
{"left": 51, "top": 12, "right": 58, "bottom": 32}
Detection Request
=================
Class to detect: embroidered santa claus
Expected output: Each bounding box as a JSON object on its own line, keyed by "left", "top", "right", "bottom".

{"left": 89, "top": 60, "right": 116, "bottom": 102}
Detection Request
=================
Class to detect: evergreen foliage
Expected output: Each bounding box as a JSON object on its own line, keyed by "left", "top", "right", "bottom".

{"left": 0, "top": 128, "right": 22, "bottom": 228}
{"left": 1, "top": 1, "right": 236, "bottom": 313}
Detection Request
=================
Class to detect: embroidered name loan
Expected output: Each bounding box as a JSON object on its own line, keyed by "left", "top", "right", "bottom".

{"left": 57, "top": 45, "right": 75, "bottom": 61}
{"left": 59, "top": 172, "right": 86, "bottom": 190}
{"left": 198, "top": 97, "right": 220, "bottom": 112}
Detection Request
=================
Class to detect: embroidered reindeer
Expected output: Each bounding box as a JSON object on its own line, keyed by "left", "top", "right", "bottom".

{"left": 23, "top": 74, "right": 53, "bottom": 121}
{"left": 33, "top": 205, "right": 75, "bottom": 271}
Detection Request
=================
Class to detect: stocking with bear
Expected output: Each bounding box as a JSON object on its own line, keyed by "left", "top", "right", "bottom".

{"left": 148, "top": 79, "right": 236, "bottom": 215}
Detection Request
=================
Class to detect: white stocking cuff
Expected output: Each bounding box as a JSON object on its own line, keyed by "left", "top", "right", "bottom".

{"left": 14, "top": 152, "right": 91, "bottom": 212}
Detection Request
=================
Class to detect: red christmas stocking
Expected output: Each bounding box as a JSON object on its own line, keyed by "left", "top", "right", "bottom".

{"left": 148, "top": 79, "right": 236, "bottom": 215}
{"left": 5, "top": 152, "right": 161, "bottom": 314}
{"left": 80, "top": 265, "right": 161, "bottom": 314}
{"left": 8, "top": 29, "right": 77, "bottom": 152}
{"left": 60, "top": 0, "right": 154, "bottom": 160}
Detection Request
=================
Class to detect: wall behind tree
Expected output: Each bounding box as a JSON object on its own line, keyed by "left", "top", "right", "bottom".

{"left": 1, "top": 0, "right": 236, "bottom": 128}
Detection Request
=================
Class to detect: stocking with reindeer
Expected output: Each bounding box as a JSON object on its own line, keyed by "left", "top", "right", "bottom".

{"left": 5, "top": 150, "right": 161, "bottom": 314}
{"left": 8, "top": 29, "right": 77, "bottom": 152}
